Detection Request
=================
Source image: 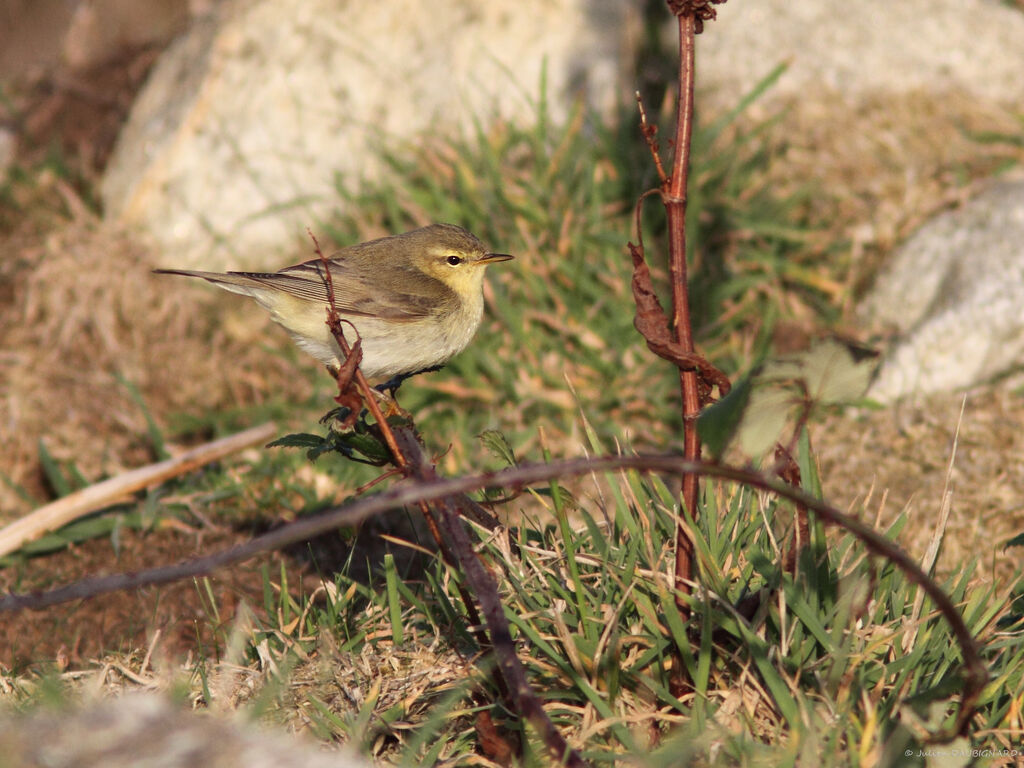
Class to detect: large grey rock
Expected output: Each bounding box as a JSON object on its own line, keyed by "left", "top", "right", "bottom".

{"left": 695, "top": 0, "right": 1024, "bottom": 108}
{"left": 859, "top": 179, "right": 1024, "bottom": 401}
{"left": 100, "top": 0, "right": 639, "bottom": 269}
{"left": 694, "top": 0, "right": 1024, "bottom": 402}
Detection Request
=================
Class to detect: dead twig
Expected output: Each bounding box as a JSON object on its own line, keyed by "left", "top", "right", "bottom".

{"left": 774, "top": 443, "right": 810, "bottom": 576}
{"left": 396, "top": 432, "right": 588, "bottom": 768}
{"left": 0, "top": 422, "right": 277, "bottom": 558}
{"left": 307, "top": 232, "right": 552, "bottom": 763}
{"left": 628, "top": 241, "right": 731, "bottom": 397}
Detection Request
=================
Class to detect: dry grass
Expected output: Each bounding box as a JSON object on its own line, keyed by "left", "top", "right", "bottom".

{"left": 0, "top": 194, "right": 321, "bottom": 518}
{"left": 756, "top": 87, "right": 1024, "bottom": 308}
{"left": 816, "top": 379, "right": 1024, "bottom": 586}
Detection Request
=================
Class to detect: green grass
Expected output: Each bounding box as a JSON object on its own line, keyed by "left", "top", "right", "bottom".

{"left": 223, "top": 86, "right": 1022, "bottom": 763}
{"left": 315, "top": 69, "right": 831, "bottom": 465}
{"left": 235, "top": 423, "right": 1024, "bottom": 766}
{"left": 120, "top": 69, "right": 841, "bottom": 526}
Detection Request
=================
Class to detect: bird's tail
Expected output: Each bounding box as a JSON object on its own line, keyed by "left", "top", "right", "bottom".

{"left": 152, "top": 268, "right": 271, "bottom": 298}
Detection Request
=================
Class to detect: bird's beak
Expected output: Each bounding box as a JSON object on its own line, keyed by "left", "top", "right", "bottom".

{"left": 480, "top": 252, "right": 514, "bottom": 263}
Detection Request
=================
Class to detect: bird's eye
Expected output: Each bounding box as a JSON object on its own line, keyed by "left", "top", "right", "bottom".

{"left": 446, "top": 255, "right": 463, "bottom": 266}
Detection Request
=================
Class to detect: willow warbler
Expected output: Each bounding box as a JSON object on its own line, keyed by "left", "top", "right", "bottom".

{"left": 155, "top": 224, "right": 512, "bottom": 381}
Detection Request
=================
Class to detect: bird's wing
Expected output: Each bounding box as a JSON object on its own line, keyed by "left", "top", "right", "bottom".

{"left": 227, "top": 258, "right": 449, "bottom": 321}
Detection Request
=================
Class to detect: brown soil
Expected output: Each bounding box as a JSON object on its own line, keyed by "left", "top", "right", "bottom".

{"left": 0, "top": 523, "right": 298, "bottom": 671}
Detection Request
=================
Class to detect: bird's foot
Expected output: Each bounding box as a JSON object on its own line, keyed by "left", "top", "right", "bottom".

{"left": 373, "top": 364, "right": 446, "bottom": 397}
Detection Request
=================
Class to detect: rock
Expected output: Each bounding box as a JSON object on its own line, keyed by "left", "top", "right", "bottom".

{"left": 0, "top": 693, "right": 366, "bottom": 768}
{"left": 859, "top": 179, "right": 1024, "bottom": 401}
{"left": 98, "top": 0, "right": 1024, "bottom": 280}
{"left": 692, "top": 0, "right": 1024, "bottom": 403}
{"left": 695, "top": 0, "right": 1024, "bottom": 109}
{"left": 100, "top": 0, "right": 640, "bottom": 269}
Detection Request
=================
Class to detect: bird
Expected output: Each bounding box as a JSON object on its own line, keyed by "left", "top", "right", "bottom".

{"left": 154, "top": 223, "right": 512, "bottom": 386}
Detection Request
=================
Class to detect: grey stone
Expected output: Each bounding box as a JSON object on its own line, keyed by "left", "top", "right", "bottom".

{"left": 695, "top": 0, "right": 1024, "bottom": 109}
{"left": 859, "top": 179, "right": 1024, "bottom": 401}
{"left": 0, "top": 693, "right": 366, "bottom": 768}
{"left": 99, "top": 0, "right": 1024, "bottom": 288}
{"left": 100, "top": 0, "right": 640, "bottom": 269}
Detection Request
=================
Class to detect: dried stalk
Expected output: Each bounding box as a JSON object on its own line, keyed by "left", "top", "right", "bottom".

{"left": 309, "top": 233, "right": 572, "bottom": 765}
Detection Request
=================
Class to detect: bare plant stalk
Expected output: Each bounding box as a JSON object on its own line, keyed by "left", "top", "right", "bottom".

{"left": 308, "top": 232, "right": 564, "bottom": 763}
{"left": 629, "top": 0, "right": 728, "bottom": 650}
{"left": 394, "top": 431, "right": 589, "bottom": 768}
{"left": 665, "top": 12, "right": 702, "bottom": 611}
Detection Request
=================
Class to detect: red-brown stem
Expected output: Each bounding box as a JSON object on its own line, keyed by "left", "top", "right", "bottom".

{"left": 666, "top": 13, "right": 701, "bottom": 611}
{"left": 309, "top": 233, "right": 524, "bottom": 742}
{"left": 355, "top": 368, "right": 406, "bottom": 463}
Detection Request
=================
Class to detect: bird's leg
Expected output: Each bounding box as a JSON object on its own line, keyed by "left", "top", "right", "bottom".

{"left": 369, "top": 386, "right": 414, "bottom": 420}
{"left": 373, "top": 364, "right": 446, "bottom": 397}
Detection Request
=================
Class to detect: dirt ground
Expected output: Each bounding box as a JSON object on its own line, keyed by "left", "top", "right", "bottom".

{"left": 816, "top": 380, "right": 1024, "bottom": 588}
{"left": 1, "top": 524, "right": 297, "bottom": 670}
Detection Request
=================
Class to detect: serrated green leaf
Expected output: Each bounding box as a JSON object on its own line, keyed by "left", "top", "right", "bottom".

{"left": 738, "top": 384, "right": 801, "bottom": 458}
{"left": 797, "top": 338, "right": 878, "bottom": 404}
{"left": 478, "top": 429, "right": 518, "bottom": 466}
{"left": 1004, "top": 531, "right": 1024, "bottom": 550}
{"left": 333, "top": 431, "right": 391, "bottom": 465}
{"left": 701, "top": 339, "right": 880, "bottom": 460}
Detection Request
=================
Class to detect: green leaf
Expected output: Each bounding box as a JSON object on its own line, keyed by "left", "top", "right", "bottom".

{"left": 792, "top": 338, "right": 878, "bottom": 404}
{"left": 738, "top": 384, "right": 801, "bottom": 458}
{"left": 700, "top": 339, "right": 879, "bottom": 460}
{"left": 478, "top": 429, "right": 518, "bottom": 466}
{"left": 332, "top": 430, "right": 391, "bottom": 464}
{"left": 267, "top": 433, "right": 328, "bottom": 450}
{"left": 697, "top": 372, "right": 754, "bottom": 460}
{"left": 1004, "top": 531, "right": 1024, "bottom": 550}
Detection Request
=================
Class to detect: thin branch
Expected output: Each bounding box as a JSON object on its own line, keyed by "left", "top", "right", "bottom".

{"left": 665, "top": 11, "right": 703, "bottom": 615}
{"left": 633, "top": 3, "right": 729, "bottom": 625}
{"left": 0, "top": 423, "right": 277, "bottom": 558}
{"left": 307, "top": 232, "right": 524, "bottom": 751}
{"left": 309, "top": 230, "right": 406, "bottom": 466}
{"left": 636, "top": 92, "right": 669, "bottom": 184}
{"left": 397, "top": 433, "right": 587, "bottom": 768}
